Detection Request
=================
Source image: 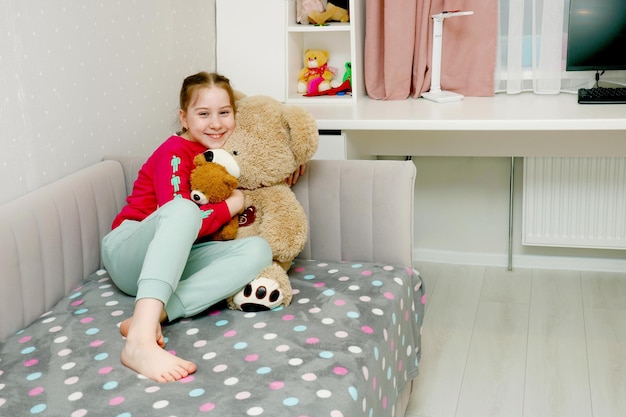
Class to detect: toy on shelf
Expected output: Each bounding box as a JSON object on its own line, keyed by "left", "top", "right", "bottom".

{"left": 297, "top": 49, "right": 342, "bottom": 94}
{"left": 308, "top": 1, "right": 349, "bottom": 25}
{"left": 304, "top": 61, "right": 352, "bottom": 97}
{"left": 296, "top": 0, "right": 325, "bottom": 24}
{"left": 303, "top": 79, "right": 351, "bottom": 97}
{"left": 342, "top": 61, "right": 351, "bottom": 86}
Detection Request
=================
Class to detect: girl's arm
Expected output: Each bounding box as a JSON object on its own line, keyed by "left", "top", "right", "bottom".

{"left": 224, "top": 189, "right": 245, "bottom": 217}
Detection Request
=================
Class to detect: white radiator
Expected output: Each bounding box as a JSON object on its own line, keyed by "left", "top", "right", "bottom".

{"left": 522, "top": 157, "right": 626, "bottom": 250}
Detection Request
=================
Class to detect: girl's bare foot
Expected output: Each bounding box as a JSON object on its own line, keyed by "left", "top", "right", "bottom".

{"left": 120, "top": 309, "right": 167, "bottom": 348}
{"left": 121, "top": 337, "right": 196, "bottom": 382}
{"left": 120, "top": 298, "right": 196, "bottom": 382}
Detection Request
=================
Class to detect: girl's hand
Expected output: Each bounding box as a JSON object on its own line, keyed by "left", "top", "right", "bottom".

{"left": 225, "top": 189, "right": 244, "bottom": 217}
{"left": 286, "top": 164, "right": 307, "bottom": 187}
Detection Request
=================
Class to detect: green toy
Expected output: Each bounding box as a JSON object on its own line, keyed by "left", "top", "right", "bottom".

{"left": 343, "top": 61, "right": 352, "bottom": 87}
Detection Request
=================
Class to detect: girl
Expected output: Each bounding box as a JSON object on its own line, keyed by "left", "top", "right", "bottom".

{"left": 101, "top": 72, "right": 272, "bottom": 382}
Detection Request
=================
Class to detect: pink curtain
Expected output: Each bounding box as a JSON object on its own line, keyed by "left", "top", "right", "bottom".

{"left": 364, "top": 0, "right": 497, "bottom": 100}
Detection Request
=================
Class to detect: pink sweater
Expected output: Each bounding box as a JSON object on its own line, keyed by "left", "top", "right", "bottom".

{"left": 111, "top": 136, "right": 232, "bottom": 239}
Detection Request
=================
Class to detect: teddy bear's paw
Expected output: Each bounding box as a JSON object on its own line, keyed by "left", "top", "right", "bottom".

{"left": 233, "top": 276, "right": 284, "bottom": 312}
{"left": 318, "top": 81, "right": 331, "bottom": 92}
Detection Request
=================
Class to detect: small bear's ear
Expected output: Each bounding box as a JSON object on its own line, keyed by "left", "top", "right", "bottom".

{"left": 193, "top": 152, "right": 206, "bottom": 167}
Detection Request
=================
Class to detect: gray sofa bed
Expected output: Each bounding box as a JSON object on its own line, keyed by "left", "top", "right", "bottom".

{"left": 0, "top": 157, "right": 424, "bottom": 417}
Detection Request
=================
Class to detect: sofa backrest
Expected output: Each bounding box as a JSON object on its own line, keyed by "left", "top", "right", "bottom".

{"left": 0, "top": 161, "right": 127, "bottom": 342}
{"left": 292, "top": 159, "right": 415, "bottom": 267}
{"left": 1, "top": 157, "right": 416, "bottom": 342}
{"left": 110, "top": 156, "right": 416, "bottom": 267}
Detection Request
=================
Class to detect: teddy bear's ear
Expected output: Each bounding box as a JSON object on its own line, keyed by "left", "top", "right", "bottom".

{"left": 234, "top": 90, "right": 246, "bottom": 102}
{"left": 284, "top": 106, "right": 319, "bottom": 165}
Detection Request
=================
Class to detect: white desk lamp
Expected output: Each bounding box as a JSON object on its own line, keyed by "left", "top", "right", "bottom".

{"left": 421, "top": 10, "right": 474, "bottom": 103}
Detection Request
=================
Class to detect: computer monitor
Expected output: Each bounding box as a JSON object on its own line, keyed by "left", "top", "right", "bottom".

{"left": 566, "top": 0, "right": 626, "bottom": 71}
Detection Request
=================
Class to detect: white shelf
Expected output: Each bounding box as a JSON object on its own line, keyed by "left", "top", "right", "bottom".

{"left": 285, "top": 0, "right": 364, "bottom": 104}
{"left": 287, "top": 21, "right": 351, "bottom": 32}
{"left": 216, "top": 0, "right": 364, "bottom": 104}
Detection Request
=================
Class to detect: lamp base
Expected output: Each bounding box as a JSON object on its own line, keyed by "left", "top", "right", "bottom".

{"left": 421, "top": 90, "right": 464, "bottom": 103}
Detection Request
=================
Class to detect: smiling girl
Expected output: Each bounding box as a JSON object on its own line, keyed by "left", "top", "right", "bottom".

{"left": 101, "top": 72, "right": 272, "bottom": 382}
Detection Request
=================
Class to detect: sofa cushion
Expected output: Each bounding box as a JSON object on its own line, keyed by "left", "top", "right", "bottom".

{"left": 0, "top": 260, "right": 424, "bottom": 417}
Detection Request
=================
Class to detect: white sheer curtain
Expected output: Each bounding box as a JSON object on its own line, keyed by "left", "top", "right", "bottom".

{"left": 494, "top": 0, "right": 624, "bottom": 94}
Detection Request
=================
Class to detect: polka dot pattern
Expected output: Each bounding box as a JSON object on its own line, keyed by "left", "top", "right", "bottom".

{"left": 0, "top": 261, "right": 425, "bottom": 416}
{"left": 0, "top": 1, "right": 215, "bottom": 205}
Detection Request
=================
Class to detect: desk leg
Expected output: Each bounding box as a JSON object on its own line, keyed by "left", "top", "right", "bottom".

{"left": 508, "top": 157, "right": 515, "bottom": 271}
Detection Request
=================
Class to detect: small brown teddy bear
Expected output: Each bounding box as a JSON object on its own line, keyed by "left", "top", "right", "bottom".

{"left": 223, "top": 95, "right": 319, "bottom": 311}
{"left": 190, "top": 148, "right": 241, "bottom": 241}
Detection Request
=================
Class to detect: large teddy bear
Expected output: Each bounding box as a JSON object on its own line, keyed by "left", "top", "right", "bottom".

{"left": 223, "top": 95, "right": 319, "bottom": 311}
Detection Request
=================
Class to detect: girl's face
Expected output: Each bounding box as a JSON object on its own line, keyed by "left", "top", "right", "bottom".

{"left": 179, "top": 86, "right": 235, "bottom": 149}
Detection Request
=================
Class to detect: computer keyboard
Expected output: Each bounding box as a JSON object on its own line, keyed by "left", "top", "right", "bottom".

{"left": 578, "top": 87, "right": 626, "bottom": 104}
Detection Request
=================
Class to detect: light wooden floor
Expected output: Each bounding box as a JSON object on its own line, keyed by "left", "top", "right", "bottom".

{"left": 405, "top": 261, "right": 626, "bottom": 417}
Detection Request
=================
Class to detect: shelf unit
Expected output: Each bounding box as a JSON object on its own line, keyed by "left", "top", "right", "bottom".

{"left": 285, "top": 0, "right": 364, "bottom": 104}
{"left": 216, "top": 0, "right": 364, "bottom": 103}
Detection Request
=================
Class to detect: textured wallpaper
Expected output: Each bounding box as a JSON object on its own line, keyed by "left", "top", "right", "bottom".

{"left": 0, "top": 0, "right": 216, "bottom": 204}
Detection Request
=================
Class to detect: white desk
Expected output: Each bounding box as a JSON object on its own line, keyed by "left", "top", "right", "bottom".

{"left": 300, "top": 92, "right": 626, "bottom": 270}
{"left": 301, "top": 92, "right": 626, "bottom": 157}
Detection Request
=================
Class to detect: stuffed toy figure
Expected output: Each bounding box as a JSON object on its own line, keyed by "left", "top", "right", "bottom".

{"left": 307, "top": 1, "right": 349, "bottom": 25}
{"left": 190, "top": 148, "right": 241, "bottom": 241}
{"left": 222, "top": 95, "right": 319, "bottom": 311}
{"left": 298, "top": 49, "right": 340, "bottom": 94}
{"left": 296, "top": 0, "right": 325, "bottom": 23}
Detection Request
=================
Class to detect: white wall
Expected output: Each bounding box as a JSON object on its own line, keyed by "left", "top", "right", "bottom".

{"left": 0, "top": 0, "right": 216, "bottom": 204}
{"left": 2, "top": 4, "right": 623, "bottom": 271}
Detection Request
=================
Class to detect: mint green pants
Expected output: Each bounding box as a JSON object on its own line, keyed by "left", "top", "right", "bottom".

{"left": 101, "top": 199, "right": 272, "bottom": 320}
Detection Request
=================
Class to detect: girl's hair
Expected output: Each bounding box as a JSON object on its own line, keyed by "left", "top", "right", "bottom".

{"left": 177, "top": 71, "right": 236, "bottom": 135}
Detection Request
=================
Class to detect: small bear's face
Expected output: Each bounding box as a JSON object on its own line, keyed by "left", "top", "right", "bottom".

{"left": 304, "top": 49, "right": 329, "bottom": 69}
{"left": 190, "top": 149, "right": 239, "bottom": 205}
{"left": 195, "top": 149, "right": 240, "bottom": 178}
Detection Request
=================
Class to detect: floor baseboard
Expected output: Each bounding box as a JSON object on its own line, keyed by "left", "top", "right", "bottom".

{"left": 413, "top": 249, "right": 626, "bottom": 273}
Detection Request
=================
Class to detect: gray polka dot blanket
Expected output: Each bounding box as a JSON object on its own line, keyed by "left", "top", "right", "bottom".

{"left": 0, "top": 260, "right": 425, "bottom": 417}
